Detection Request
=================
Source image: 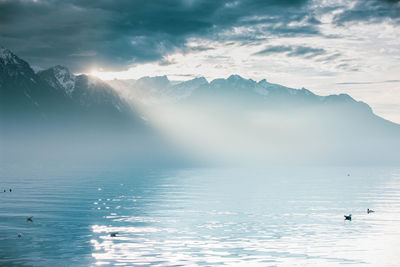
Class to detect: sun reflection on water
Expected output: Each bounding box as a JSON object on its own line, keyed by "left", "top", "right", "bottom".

{"left": 87, "top": 168, "right": 400, "bottom": 266}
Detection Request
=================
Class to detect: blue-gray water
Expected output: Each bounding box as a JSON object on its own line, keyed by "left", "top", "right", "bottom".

{"left": 1, "top": 166, "right": 400, "bottom": 266}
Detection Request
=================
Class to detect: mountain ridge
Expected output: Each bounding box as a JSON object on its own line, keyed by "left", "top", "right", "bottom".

{"left": 108, "top": 74, "right": 380, "bottom": 122}
{"left": 1, "top": 47, "right": 399, "bottom": 165}
{"left": 1, "top": 47, "right": 180, "bottom": 167}
{"left": 0, "top": 47, "right": 142, "bottom": 129}
{"left": 1, "top": 46, "right": 393, "bottom": 127}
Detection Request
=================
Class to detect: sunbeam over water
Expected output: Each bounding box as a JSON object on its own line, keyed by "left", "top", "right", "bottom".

{"left": 1, "top": 1, "right": 400, "bottom": 266}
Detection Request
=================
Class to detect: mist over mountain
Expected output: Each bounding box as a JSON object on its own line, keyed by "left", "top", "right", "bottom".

{"left": 0, "top": 47, "right": 141, "bottom": 127}
{"left": 0, "top": 48, "right": 175, "bottom": 167}
{"left": 109, "top": 75, "right": 400, "bottom": 165}
{"left": 1, "top": 47, "right": 399, "bottom": 167}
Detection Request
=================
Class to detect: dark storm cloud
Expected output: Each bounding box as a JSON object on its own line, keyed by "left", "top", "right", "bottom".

{"left": 254, "top": 45, "right": 327, "bottom": 58}
{"left": 1, "top": 0, "right": 397, "bottom": 72}
{"left": 0, "top": 0, "right": 315, "bottom": 71}
{"left": 333, "top": 0, "right": 400, "bottom": 25}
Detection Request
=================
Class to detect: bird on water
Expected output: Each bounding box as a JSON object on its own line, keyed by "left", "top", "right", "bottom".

{"left": 344, "top": 214, "right": 352, "bottom": 221}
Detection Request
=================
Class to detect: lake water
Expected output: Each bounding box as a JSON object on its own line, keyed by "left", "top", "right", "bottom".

{"left": 1, "top": 166, "right": 400, "bottom": 266}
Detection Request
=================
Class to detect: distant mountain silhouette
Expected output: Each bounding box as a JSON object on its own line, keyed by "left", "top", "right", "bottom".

{"left": 109, "top": 74, "right": 374, "bottom": 109}
{"left": 110, "top": 75, "right": 400, "bottom": 164}
{"left": 1, "top": 47, "right": 399, "bottom": 165}
{"left": 0, "top": 47, "right": 175, "bottom": 167}
{"left": 0, "top": 47, "right": 143, "bottom": 130}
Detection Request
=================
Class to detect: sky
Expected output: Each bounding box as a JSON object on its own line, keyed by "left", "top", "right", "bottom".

{"left": 1, "top": 0, "right": 399, "bottom": 123}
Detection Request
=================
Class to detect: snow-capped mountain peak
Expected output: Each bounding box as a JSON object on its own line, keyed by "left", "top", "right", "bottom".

{"left": 0, "top": 47, "right": 17, "bottom": 64}
{"left": 0, "top": 46, "right": 37, "bottom": 81}
{"left": 52, "top": 65, "right": 75, "bottom": 95}
{"left": 0, "top": 47, "right": 32, "bottom": 70}
{"left": 38, "top": 65, "right": 75, "bottom": 95}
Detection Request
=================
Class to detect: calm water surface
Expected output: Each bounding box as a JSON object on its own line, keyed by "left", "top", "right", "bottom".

{"left": 1, "top": 166, "right": 400, "bottom": 266}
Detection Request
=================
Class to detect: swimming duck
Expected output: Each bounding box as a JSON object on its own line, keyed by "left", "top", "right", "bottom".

{"left": 344, "top": 214, "right": 352, "bottom": 221}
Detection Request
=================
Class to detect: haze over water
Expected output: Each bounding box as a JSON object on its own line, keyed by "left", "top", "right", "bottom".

{"left": 1, "top": 166, "right": 400, "bottom": 266}
{"left": 1, "top": 0, "right": 400, "bottom": 266}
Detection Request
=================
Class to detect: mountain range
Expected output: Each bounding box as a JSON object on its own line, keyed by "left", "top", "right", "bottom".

{"left": 0, "top": 47, "right": 169, "bottom": 167}
{"left": 0, "top": 47, "right": 141, "bottom": 129}
{"left": 1, "top": 47, "right": 399, "bottom": 165}
{"left": 109, "top": 73, "right": 378, "bottom": 110}
{"left": 108, "top": 73, "right": 400, "bottom": 164}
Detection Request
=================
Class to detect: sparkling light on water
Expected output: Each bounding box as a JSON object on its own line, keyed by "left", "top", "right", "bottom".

{"left": 1, "top": 167, "right": 400, "bottom": 266}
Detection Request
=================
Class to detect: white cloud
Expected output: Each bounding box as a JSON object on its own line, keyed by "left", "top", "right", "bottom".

{"left": 91, "top": 2, "right": 400, "bottom": 124}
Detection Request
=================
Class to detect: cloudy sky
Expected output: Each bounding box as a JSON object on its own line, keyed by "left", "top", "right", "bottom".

{"left": 1, "top": 0, "right": 399, "bottom": 122}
